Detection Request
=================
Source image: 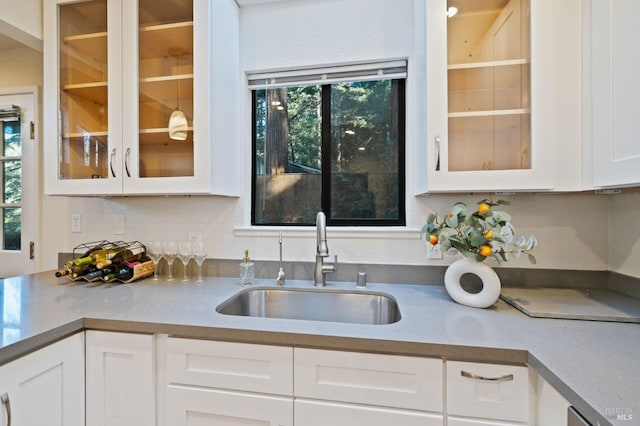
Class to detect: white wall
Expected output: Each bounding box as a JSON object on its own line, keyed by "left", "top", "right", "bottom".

{"left": 0, "top": 0, "right": 42, "bottom": 40}
{"left": 36, "top": 0, "right": 636, "bottom": 279}
{"left": 609, "top": 192, "right": 640, "bottom": 277}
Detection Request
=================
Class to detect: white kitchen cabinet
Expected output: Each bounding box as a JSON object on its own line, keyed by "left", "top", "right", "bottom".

{"left": 162, "top": 337, "right": 294, "bottom": 426}
{"left": 533, "top": 372, "right": 570, "bottom": 426}
{"left": 421, "top": 0, "right": 582, "bottom": 193}
{"left": 0, "top": 332, "right": 84, "bottom": 426}
{"left": 588, "top": 0, "right": 640, "bottom": 188}
{"left": 295, "top": 399, "right": 443, "bottom": 426}
{"left": 42, "top": 0, "right": 240, "bottom": 196}
{"left": 446, "top": 360, "right": 531, "bottom": 425}
{"left": 86, "top": 331, "right": 155, "bottom": 426}
{"left": 294, "top": 348, "right": 443, "bottom": 424}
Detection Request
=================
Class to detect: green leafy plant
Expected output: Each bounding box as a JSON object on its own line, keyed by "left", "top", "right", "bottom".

{"left": 421, "top": 199, "right": 537, "bottom": 264}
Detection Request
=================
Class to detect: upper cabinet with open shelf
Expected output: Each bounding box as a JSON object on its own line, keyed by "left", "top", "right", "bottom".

{"left": 43, "top": 0, "right": 241, "bottom": 196}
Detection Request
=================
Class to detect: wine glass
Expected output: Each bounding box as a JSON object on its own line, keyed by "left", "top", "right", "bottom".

{"left": 147, "top": 240, "right": 163, "bottom": 280}
{"left": 192, "top": 242, "right": 207, "bottom": 283}
{"left": 177, "top": 241, "right": 192, "bottom": 282}
{"left": 162, "top": 240, "right": 178, "bottom": 282}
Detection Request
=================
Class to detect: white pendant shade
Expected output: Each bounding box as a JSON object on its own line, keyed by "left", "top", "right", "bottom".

{"left": 168, "top": 109, "right": 188, "bottom": 140}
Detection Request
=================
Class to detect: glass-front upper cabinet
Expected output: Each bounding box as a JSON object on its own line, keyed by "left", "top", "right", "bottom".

{"left": 446, "top": 0, "right": 530, "bottom": 173}
{"left": 135, "top": 0, "right": 194, "bottom": 179}
{"left": 49, "top": 0, "right": 118, "bottom": 194}
{"left": 44, "top": 0, "right": 240, "bottom": 196}
{"left": 422, "top": 0, "right": 582, "bottom": 192}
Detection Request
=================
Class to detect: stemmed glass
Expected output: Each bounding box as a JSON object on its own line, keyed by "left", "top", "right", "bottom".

{"left": 147, "top": 241, "right": 163, "bottom": 281}
{"left": 192, "top": 242, "right": 207, "bottom": 283}
{"left": 177, "top": 241, "right": 192, "bottom": 282}
{"left": 162, "top": 240, "right": 178, "bottom": 282}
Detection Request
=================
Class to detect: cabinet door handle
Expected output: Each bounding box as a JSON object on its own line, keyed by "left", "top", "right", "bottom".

{"left": 110, "top": 148, "right": 117, "bottom": 178}
{"left": 461, "top": 370, "right": 514, "bottom": 382}
{"left": 1, "top": 393, "right": 11, "bottom": 426}
{"left": 435, "top": 136, "right": 441, "bottom": 171}
{"left": 124, "top": 148, "right": 131, "bottom": 178}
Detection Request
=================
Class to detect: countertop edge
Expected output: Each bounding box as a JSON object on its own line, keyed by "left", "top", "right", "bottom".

{"left": 82, "top": 317, "right": 529, "bottom": 364}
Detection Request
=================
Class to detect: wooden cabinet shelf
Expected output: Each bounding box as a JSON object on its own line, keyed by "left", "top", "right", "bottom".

{"left": 139, "top": 74, "right": 193, "bottom": 101}
{"left": 63, "top": 81, "right": 108, "bottom": 104}
{"left": 139, "top": 128, "right": 194, "bottom": 146}
{"left": 139, "top": 21, "right": 193, "bottom": 60}
{"left": 63, "top": 31, "right": 108, "bottom": 63}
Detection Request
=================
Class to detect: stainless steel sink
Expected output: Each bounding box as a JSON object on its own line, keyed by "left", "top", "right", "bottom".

{"left": 216, "top": 287, "right": 401, "bottom": 325}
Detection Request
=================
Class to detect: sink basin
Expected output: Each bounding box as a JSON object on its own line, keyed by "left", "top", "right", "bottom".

{"left": 216, "top": 287, "right": 401, "bottom": 325}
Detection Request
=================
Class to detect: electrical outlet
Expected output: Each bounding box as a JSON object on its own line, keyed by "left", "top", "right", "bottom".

{"left": 71, "top": 213, "right": 82, "bottom": 233}
{"left": 427, "top": 242, "right": 443, "bottom": 260}
{"left": 188, "top": 231, "right": 202, "bottom": 247}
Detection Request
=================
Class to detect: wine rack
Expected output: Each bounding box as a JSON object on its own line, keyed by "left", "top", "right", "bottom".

{"left": 58, "top": 240, "right": 154, "bottom": 283}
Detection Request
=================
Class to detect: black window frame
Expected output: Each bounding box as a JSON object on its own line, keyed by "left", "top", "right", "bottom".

{"left": 251, "top": 79, "right": 406, "bottom": 227}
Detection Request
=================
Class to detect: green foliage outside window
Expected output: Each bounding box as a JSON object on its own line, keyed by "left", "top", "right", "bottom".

{"left": 253, "top": 79, "right": 404, "bottom": 226}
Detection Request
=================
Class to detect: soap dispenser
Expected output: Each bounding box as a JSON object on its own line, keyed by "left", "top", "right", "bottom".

{"left": 239, "top": 249, "right": 255, "bottom": 286}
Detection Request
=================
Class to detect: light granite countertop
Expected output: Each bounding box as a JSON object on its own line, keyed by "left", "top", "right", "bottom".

{"left": 0, "top": 271, "right": 638, "bottom": 426}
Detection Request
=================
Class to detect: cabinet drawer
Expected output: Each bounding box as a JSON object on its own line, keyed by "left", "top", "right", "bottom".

{"left": 166, "top": 385, "right": 293, "bottom": 426}
{"left": 294, "top": 348, "right": 443, "bottom": 412}
{"left": 166, "top": 338, "right": 293, "bottom": 395}
{"left": 295, "top": 399, "right": 444, "bottom": 426}
{"left": 446, "top": 361, "right": 530, "bottom": 423}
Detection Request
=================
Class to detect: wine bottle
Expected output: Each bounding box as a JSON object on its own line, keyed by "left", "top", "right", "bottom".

{"left": 105, "top": 263, "right": 139, "bottom": 282}
{"left": 72, "top": 263, "right": 100, "bottom": 279}
{"left": 90, "top": 248, "right": 121, "bottom": 269}
{"left": 55, "top": 259, "right": 90, "bottom": 277}
{"left": 84, "top": 265, "right": 117, "bottom": 280}
{"left": 109, "top": 246, "right": 146, "bottom": 267}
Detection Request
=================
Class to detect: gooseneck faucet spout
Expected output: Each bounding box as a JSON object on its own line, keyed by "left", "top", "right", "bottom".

{"left": 315, "top": 212, "right": 337, "bottom": 287}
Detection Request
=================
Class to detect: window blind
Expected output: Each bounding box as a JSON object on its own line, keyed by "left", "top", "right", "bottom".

{"left": 247, "top": 60, "right": 407, "bottom": 89}
{"left": 0, "top": 105, "right": 21, "bottom": 122}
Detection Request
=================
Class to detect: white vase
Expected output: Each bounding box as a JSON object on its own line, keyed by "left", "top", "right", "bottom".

{"left": 444, "top": 257, "right": 501, "bottom": 308}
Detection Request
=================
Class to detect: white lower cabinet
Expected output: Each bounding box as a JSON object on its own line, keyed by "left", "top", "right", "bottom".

{"left": 534, "top": 372, "right": 570, "bottom": 426}
{"left": 295, "top": 399, "right": 443, "bottom": 426}
{"left": 446, "top": 361, "right": 531, "bottom": 425}
{"left": 162, "top": 337, "right": 294, "bottom": 426}
{"left": 161, "top": 339, "right": 444, "bottom": 426}
{"left": 166, "top": 386, "right": 293, "bottom": 426}
{"left": 88, "top": 333, "right": 572, "bottom": 426}
{"left": 0, "top": 332, "right": 84, "bottom": 426}
{"left": 86, "top": 331, "right": 155, "bottom": 426}
{"left": 294, "top": 348, "right": 444, "bottom": 425}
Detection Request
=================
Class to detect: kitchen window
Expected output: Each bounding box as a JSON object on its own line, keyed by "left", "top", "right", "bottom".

{"left": 250, "top": 62, "right": 406, "bottom": 226}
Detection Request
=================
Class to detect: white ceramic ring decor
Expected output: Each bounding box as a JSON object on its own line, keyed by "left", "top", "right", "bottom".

{"left": 444, "top": 258, "right": 501, "bottom": 308}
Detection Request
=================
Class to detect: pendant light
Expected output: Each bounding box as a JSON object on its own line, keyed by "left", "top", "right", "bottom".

{"left": 168, "top": 48, "right": 188, "bottom": 141}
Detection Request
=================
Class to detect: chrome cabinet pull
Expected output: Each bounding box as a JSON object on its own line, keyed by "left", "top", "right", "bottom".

{"left": 461, "top": 370, "right": 514, "bottom": 382}
{"left": 110, "top": 148, "right": 117, "bottom": 178}
{"left": 124, "top": 147, "right": 131, "bottom": 177}
{"left": 1, "top": 393, "right": 12, "bottom": 426}
{"left": 435, "top": 135, "right": 441, "bottom": 171}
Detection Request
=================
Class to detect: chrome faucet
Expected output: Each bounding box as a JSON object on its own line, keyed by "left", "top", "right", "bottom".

{"left": 314, "top": 212, "right": 337, "bottom": 287}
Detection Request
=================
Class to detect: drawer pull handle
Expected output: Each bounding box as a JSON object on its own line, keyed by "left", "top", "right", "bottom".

{"left": 110, "top": 148, "right": 117, "bottom": 178}
{"left": 461, "top": 370, "right": 514, "bottom": 382}
{"left": 1, "top": 393, "right": 11, "bottom": 426}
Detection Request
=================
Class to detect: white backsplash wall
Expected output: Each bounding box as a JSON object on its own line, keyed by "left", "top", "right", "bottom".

{"left": 609, "top": 192, "right": 640, "bottom": 278}
{"left": 41, "top": 192, "right": 619, "bottom": 276}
